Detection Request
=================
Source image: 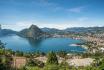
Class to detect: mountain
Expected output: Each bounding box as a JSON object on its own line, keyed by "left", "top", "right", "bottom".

{"left": 0, "top": 25, "right": 17, "bottom": 37}
{"left": 19, "top": 25, "right": 50, "bottom": 39}
{"left": 64, "top": 27, "right": 104, "bottom": 33}
{"left": 0, "top": 29, "right": 17, "bottom": 37}
{"left": 0, "top": 24, "right": 104, "bottom": 38}
{"left": 41, "top": 27, "right": 62, "bottom": 34}
{"left": 41, "top": 26, "right": 104, "bottom": 35}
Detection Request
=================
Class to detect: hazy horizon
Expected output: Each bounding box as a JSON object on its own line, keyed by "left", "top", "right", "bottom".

{"left": 0, "top": 0, "right": 104, "bottom": 31}
{"left": 1, "top": 24, "right": 104, "bottom": 31}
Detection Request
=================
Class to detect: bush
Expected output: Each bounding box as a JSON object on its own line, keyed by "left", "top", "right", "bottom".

{"left": 15, "top": 51, "right": 24, "bottom": 56}
{"left": 44, "top": 64, "right": 59, "bottom": 70}
{"left": 46, "top": 51, "right": 58, "bottom": 65}
{"left": 59, "top": 61, "right": 69, "bottom": 70}
{"left": 26, "top": 58, "right": 44, "bottom": 68}
{"left": 57, "top": 51, "right": 67, "bottom": 58}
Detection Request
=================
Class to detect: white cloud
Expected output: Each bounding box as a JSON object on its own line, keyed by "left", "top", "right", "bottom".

{"left": 2, "top": 21, "right": 32, "bottom": 31}
{"left": 1, "top": 20, "right": 86, "bottom": 31}
{"left": 2, "top": 17, "right": 102, "bottom": 31}
{"left": 67, "top": 6, "right": 85, "bottom": 13}
{"left": 2, "top": 20, "right": 79, "bottom": 31}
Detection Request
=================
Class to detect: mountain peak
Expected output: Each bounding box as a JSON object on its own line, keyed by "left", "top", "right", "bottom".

{"left": 19, "top": 24, "right": 46, "bottom": 39}
{"left": 29, "top": 24, "right": 39, "bottom": 30}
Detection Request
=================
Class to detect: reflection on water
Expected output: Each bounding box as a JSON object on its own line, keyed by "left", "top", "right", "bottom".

{"left": 26, "top": 38, "right": 43, "bottom": 47}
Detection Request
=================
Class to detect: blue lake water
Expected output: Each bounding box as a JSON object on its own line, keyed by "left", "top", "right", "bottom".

{"left": 0, "top": 35, "right": 86, "bottom": 53}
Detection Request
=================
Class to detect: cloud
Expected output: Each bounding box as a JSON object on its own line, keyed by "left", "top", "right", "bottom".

{"left": 1, "top": 20, "right": 88, "bottom": 31}
{"left": 67, "top": 6, "right": 85, "bottom": 13}
{"left": 2, "top": 17, "right": 102, "bottom": 31}
{"left": 2, "top": 20, "right": 76, "bottom": 31}
{"left": 2, "top": 21, "right": 33, "bottom": 31}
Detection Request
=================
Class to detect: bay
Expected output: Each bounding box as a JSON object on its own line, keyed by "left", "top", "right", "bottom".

{"left": 0, "top": 35, "right": 86, "bottom": 53}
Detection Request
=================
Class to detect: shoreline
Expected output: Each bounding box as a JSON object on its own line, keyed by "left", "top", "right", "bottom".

{"left": 69, "top": 44, "right": 81, "bottom": 46}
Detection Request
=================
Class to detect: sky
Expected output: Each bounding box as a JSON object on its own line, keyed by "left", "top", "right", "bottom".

{"left": 0, "top": 0, "right": 104, "bottom": 31}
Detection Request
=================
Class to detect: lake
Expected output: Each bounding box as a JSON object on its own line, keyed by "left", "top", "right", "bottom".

{"left": 0, "top": 35, "right": 86, "bottom": 53}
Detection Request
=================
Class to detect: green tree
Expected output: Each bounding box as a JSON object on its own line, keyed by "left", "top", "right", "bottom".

{"left": 0, "top": 56, "right": 13, "bottom": 70}
{"left": 0, "top": 40, "right": 5, "bottom": 55}
{"left": 15, "top": 51, "right": 24, "bottom": 56}
{"left": 26, "top": 58, "right": 44, "bottom": 68}
{"left": 98, "top": 58, "right": 104, "bottom": 70}
{"left": 46, "top": 51, "right": 58, "bottom": 65}
{"left": 59, "top": 61, "right": 69, "bottom": 70}
{"left": 57, "top": 51, "right": 67, "bottom": 58}
{"left": 26, "top": 58, "right": 36, "bottom": 66}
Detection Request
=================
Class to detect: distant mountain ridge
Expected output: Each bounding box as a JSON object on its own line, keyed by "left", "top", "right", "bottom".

{"left": 42, "top": 27, "right": 104, "bottom": 34}
{"left": 0, "top": 24, "right": 104, "bottom": 37}
{"left": 41, "top": 27, "right": 62, "bottom": 34}
{"left": 0, "top": 29, "right": 17, "bottom": 37}
{"left": 64, "top": 27, "right": 104, "bottom": 33}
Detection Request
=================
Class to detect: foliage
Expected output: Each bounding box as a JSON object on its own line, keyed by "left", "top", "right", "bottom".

{"left": 15, "top": 51, "right": 24, "bottom": 56}
{"left": 26, "top": 58, "right": 44, "bottom": 68}
{"left": 46, "top": 51, "right": 58, "bottom": 65}
{"left": 57, "top": 51, "right": 67, "bottom": 58}
{"left": 44, "top": 64, "right": 59, "bottom": 70}
{"left": 25, "top": 66, "right": 42, "bottom": 70}
{"left": 59, "top": 61, "right": 69, "bottom": 70}
{"left": 0, "top": 56, "right": 13, "bottom": 70}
